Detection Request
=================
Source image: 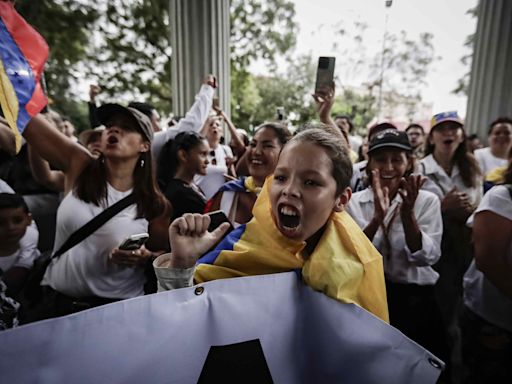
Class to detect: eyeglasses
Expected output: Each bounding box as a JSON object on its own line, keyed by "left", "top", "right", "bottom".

{"left": 209, "top": 150, "right": 217, "bottom": 165}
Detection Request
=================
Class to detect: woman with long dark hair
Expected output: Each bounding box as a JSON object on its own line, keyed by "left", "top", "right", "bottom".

{"left": 23, "top": 105, "right": 170, "bottom": 319}
{"left": 419, "top": 111, "right": 482, "bottom": 375}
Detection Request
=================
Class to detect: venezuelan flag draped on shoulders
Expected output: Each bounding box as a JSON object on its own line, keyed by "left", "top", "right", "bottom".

{"left": 0, "top": 1, "right": 48, "bottom": 152}
{"left": 196, "top": 177, "right": 389, "bottom": 322}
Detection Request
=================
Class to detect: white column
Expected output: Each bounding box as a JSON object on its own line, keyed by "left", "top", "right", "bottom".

{"left": 169, "top": 0, "right": 230, "bottom": 118}
{"left": 466, "top": 0, "right": 512, "bottom": 136}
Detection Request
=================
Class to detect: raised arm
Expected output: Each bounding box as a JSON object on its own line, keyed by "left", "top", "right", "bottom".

{"left": 165, "top": 75, "right": 217, "bottom": 140}
{"left": 23, "top": 114, "right": 92, "bottom": 192}
{"left": 27, "top": 143, "right": 65, "bottom": 192}
{"left": 215, "top": 107, "right": 245, "bottom": 155}
{"left": 312, "top": 83, "right": 349, "bottom": 148}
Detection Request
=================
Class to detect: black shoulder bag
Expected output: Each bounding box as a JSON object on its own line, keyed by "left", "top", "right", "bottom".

{"left": 23, "top": 193, "right": 136, "bottom": 304}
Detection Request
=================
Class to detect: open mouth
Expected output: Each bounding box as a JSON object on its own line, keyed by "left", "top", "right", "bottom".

{"left": 443, "top": 139, "right": 454, "bottom": 145}
{"left": 380, "top": 175, "right": 395, "bottom": 180}
{"left": 278, "top": 204, "right": 301, "bottom": 231}
{"left": 107, "top": 135, "right": 119, "bottom": 145}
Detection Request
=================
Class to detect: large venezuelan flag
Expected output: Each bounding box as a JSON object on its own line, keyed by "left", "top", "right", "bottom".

{"left": 0, "top": 1, "right": 48, "bottom": 152}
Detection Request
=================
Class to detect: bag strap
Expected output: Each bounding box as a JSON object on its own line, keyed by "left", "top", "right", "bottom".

{"left": 51, "top": 193, "right": 136, "bottom": 260}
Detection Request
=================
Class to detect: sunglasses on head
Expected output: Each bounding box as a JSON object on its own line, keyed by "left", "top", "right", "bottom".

{"left": 209, "top": 150, "right": 217, "bottom": 165}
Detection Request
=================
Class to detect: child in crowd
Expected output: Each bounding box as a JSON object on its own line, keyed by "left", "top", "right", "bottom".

{"left": 0, "top": 193, "right": 40, "bottom": 296}
{"left": 154, "top": 127, "right": 389, "bottom": 322}
{"left": 346, "top": 129, "right": 447, "bottom": 360}
{"left": 158, "top": 131, "right": 210, "bottom": 221}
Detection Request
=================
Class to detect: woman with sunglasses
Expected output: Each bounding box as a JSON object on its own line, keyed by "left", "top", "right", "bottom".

{"left": 194, "top": 115, "right": 236, "bottom": 200}
{"left": 158, "top": 132, "right": 210, "bottom": 221}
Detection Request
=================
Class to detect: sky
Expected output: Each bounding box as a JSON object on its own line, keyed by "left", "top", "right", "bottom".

{"left": 253, "top": 0, "right": 478, "bottom": 118}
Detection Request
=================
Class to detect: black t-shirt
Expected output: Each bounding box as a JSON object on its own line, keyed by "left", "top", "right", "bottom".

{"left": 164, "top": 178, "right": 207, "bottom": 221}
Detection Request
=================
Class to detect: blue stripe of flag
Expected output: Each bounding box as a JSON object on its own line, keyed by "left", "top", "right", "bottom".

{"left": 197, "top": 224, "right": 246, "bottom": 265}
{"left": 217, "top": 177, "right": 247, "bottom": 193}
{"left": 0, "top": 18, "right": 36, "bottom": 132}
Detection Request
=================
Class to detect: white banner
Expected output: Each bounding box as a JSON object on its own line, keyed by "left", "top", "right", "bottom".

{"left": 0, "top": 272, "right": 443, "bottom": 383}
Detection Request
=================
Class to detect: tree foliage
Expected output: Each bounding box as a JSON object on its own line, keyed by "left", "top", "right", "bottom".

{"left": 14, "top": 0, "right": 438, "bottom": 134}
{"left": 16, "top": 0, "right": 99, "bottom": 131}
{"left": 330, "top": 21, "right": 439, "bottom": 122}
{"left": 85, "top": 0, "right": 172, "bottom": 114}
{"left": 230, "top": 0, "right": 298, "bottom": 129}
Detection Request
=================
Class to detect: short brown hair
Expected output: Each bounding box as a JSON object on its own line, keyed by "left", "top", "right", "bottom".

{"left": 289, "top": 126, "right": 352, "bottom": 193}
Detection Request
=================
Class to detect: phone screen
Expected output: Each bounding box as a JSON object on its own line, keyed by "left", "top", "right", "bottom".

{"left": 315, "top": 56, "right": 336, "bottom": 93}
{"left": 119, "top": 233, "right": 149, "bottom": 250}
{"left": 207, "top": 210, "right": 234, "bottom": 233}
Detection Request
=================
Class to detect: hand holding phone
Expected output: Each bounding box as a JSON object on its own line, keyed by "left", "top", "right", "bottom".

{"left": 207, "top": 210, "right": 234, "bottom": 233}
{"left": 118, "top": 233, "right": 149, "bottom": 251}
{"left": 315, "top": 56, "right": 336, "bottom": 96}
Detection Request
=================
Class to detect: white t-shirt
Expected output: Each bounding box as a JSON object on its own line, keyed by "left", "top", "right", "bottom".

{"left": 346, "top": 188, "right": 442, "bottom": 285}
{"left": 474, "top": 147, "right": 507, "bottom": 177}
{"left": 152, "top": 84, "right": 214, "bottom": 159}
{"left": 43, "top": 184, "right": 149, "bottom": 299}
{"left": 419, "top": 154, "right": 482, "bottom": 206}
{"left": 463, "top": 185, "right": 512, "bottom": 332}
{"left": 194, "top": 144, "right": 234, "bottom": 200}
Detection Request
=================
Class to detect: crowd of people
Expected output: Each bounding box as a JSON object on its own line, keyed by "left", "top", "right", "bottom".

{"left": 0, "top": 71, "right": 511, "bottom": 383}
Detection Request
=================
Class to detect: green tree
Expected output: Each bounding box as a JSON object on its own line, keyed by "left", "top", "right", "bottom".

{"left": 330, "top": 21, "right": 439, "bottom": 123}
{"left": 16, "top": 0, "right": 99, "bottom": 131}
{"left": 230, "top": 0, "right": 298, "bottom": 129}
{"left": 236, "top": 54, "right": 316, "bottom": 131}
{"left": 85, "top": 0, "right": 172, "bottom": 114}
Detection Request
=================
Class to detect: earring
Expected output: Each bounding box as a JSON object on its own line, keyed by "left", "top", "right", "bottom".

{"left": 140, "top": 159, "right": 145, "bottom": 168}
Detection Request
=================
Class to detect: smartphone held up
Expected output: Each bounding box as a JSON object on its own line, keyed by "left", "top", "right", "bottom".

{"left": 315, "top": 56, "right": 336, "bottom": 98}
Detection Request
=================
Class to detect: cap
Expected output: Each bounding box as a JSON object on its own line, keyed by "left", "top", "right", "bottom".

{"left": 368, "top": 122, "right": 397, "bottom": 140}
{"left": 430, "top": 111, "right": 463, "bottom": 130}
{"left": 97, "top": 103, "right": 154, "bottom": 143}
{"left": 78, "top": 126, "right": 105, "bottom": 146}
{"left": 368, "top": 129, "right": 412, "bottom": 154}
